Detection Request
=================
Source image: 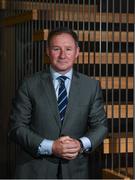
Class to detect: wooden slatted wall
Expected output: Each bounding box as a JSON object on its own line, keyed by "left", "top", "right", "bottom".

{"left": 0, "top": 0, "right": 134, "bottom": 178}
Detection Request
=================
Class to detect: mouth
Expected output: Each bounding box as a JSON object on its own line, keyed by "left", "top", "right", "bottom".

{"left": 58, "top": 60, "right": 67, "bottom": 64}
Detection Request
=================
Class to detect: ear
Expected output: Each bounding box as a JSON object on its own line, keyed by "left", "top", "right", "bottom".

{"left": 75, "top": 46, "right": 80, "bottom": 58}
{"left": 46, "top": 46, "right": 49, "bottom": 56}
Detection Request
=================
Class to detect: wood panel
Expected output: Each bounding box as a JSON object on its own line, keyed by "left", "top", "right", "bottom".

{"left": 104, "top": 137, "right": 133, "bottom": 154}
{"left": 77, "top": 53, "right": 134, "bottom": 64}
{"left": 0, "top": 0, "right": 7, "bottom": 9}
{"left": 77, "top": 31, "right": 134, "bottom": 42}
{"left": 47, "top": 11, "right": 134, "bottom": 23}
{"left": 106, "top": 105, "right": 133, "bottom": 119}
{"left": 0, "top": 9, "right": 38, "bottom": 27}
{"left": 118, "top": 168, "right": 133, "bottom": 179}
{"left": 33, "top": 29, "right": 134, "bottom": 42}
{"left": 8, "top": 1, "right": 134, "bottom": 23}
{"left": 96, "top": 77, "right": 133, "bottom": 89}
{"left": 102, "top": 169, "right": 131, "bottom": 179}
{"left": 13, "top": 1, "right": 96, "bottom": 13}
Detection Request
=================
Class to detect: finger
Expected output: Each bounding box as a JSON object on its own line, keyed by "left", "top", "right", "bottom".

{"left": 60, "top": 136, "right": 71, "bottom": 139}
{"left": 62, "top": 152, "right": 79, "bottom": 159}
{"left": 61, "top": 146, "right": 80, "bottom": 155}
{"left": 62, "top": 142, "right": 80, "bottom": 149}
{"left": 62, "top": 138, "right": 80, "bottom": 147}
{"left": 60, "top": 136, "right": 73, "bottom": 142}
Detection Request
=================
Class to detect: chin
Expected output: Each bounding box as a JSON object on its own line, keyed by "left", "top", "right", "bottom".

{"left": 57, "top": 65, "right": 68, "bottom": 70}
{"left": 57, "top": 68, "right": 70, "bottom": 73}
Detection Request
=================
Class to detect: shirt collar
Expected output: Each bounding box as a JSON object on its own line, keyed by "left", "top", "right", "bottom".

{"left": 50, "top": 66, "right": 73, "bottom": 80}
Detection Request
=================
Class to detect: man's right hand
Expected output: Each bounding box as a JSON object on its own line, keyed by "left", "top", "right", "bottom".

{"left": 52, "top": 136, "right": 81, "bottom": 160}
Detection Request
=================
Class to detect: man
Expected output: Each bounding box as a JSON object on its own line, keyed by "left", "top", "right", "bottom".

{"left": 9, "top": 27, "right": 108, "bottom": 179}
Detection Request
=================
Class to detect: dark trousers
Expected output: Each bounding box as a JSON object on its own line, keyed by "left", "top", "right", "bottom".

{"left": 57, "top": 161, "right": 63, "bottom": 179}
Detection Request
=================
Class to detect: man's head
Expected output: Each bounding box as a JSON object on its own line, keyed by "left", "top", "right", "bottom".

{"left": 46, "top": 27, "right": 80, "bottom": 74}
{"left": 47, "top": 27, "right": 79, "bottom": 47}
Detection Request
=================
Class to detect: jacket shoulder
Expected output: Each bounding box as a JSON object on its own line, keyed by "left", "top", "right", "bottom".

{"left": 77, "top": 72, "right": 99, "bottom": 84}
{"left": 17, "top": 71, "right": 49, "bottom": 91}
{"left": 21, "top": 71, "right": 48, "bottom": 84}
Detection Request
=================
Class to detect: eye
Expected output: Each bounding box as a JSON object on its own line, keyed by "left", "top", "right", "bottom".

{"left": 66, "top": 48, "right": 72, "bottom": 51}
{"left": 52, "top": 47, "right": 60, "bottom": 51}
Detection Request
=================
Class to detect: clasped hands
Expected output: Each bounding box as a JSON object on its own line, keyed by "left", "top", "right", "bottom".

{"left": 52, "top": 136, "right": 81, "bottom": 160}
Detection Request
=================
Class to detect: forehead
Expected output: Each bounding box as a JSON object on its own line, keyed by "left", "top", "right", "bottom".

{"left": 50, "top": 33, "right": 76, "bottom": 45}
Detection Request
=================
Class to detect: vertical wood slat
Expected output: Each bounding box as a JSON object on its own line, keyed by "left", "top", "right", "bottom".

{"left": 82, "top": 0, "right": 85, "bottom": 74}
{"left": 99, "top": 0, "right": 102, "bottom": 79}
{"left": 111, "top": 0, "right": 115, "bottom": 170}
{"left": 104, "top": 0, "right": 109, "bottom": 169}
{"left": 87, "top": 0, "right": 91, "bottom": 77}
{"left": 93, "top": 0, "right": 96, "bottom": 78}
{"left": 76, "top": 0, "right": 79, "bottom": 73}
{"left": 125, "top": 0, "right": 129, "bottom": 176}
{"left": 133, "top": 2, "right": 135, "bottom": 179}
{"left": 118, "top": 0, "right": 122, "bottom": 173}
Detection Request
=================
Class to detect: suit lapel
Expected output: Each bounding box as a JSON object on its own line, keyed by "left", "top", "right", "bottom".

{"left": 41, "top": 72, "right": 61, "bottom": 128}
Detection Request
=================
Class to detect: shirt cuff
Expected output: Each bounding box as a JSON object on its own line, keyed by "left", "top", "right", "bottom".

{"left": 38, "top": 139, "right": 54, "bottom": 155}
{"left": 79, "top": 137, "right": 91, "bottom": 151}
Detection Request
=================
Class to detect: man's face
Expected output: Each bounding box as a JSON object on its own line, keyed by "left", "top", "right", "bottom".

{"left": 47, "top": 33, "right": 80, "bottom": 74}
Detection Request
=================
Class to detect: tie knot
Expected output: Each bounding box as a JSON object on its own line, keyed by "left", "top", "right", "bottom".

{"left": 58, "top": 76, "right": 67, "bottom": 83}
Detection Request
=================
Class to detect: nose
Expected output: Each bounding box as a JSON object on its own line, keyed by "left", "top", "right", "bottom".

{"left": 60, "top": 49, "right": 66, "bottom": 58}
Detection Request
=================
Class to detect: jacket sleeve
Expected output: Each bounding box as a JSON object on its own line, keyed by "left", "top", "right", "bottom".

{"left": 85, "top": 81, "right": 108, "bottom": 151}
{"left": 8, "top": 79, "right": 44, "bottom": 157}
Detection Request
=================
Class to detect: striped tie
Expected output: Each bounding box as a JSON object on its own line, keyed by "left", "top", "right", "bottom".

{"left": 57, "top": 76, "right": 68, "bottom": 122}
